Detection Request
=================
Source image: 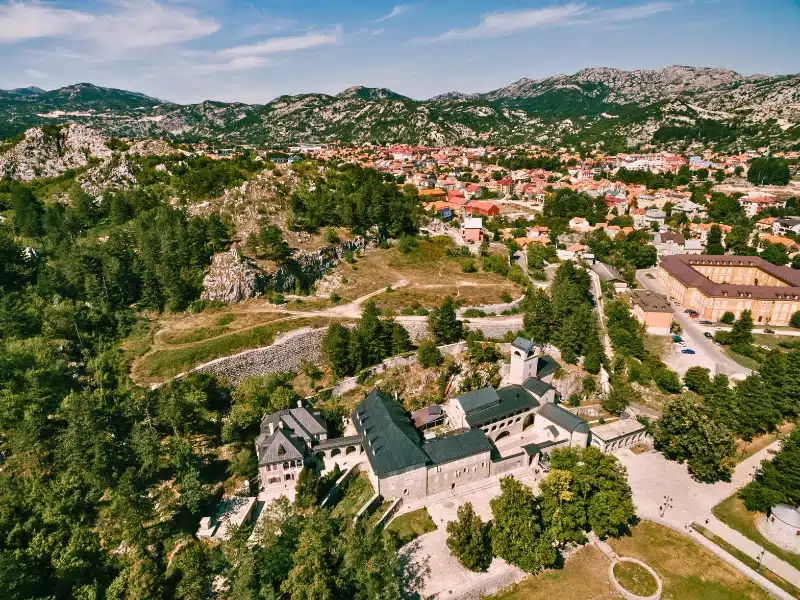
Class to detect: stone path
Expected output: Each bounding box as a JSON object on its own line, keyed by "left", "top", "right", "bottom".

{"left": 617, "top": 443, "right": 800, "bottom": 597}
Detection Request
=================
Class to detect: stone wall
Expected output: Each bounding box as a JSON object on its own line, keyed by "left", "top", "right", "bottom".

{"left": 193, "top": 327, "right": 326, "bottom": 386}
{"left": 456, "top": 295, "right": 524, "bottom": 317}
{"left": 489, "top": 452, "right": 528, "bottom": 476}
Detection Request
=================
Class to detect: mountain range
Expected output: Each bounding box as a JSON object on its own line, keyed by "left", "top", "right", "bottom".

{"left": 1, "top": 66, "right": 798, "bottom": 151}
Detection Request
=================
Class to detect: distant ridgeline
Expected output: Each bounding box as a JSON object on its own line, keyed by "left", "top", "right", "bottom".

{"left": 1, "top": 66, "right": 798, "bottom": 151}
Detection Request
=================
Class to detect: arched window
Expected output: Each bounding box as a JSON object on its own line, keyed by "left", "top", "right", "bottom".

{"left": 331, "top": 448, "right": 341, "bottom": 457}
{"left": 277, "top": 445, "right": 286, "bottom": 456}
{"left": 283, "top": 462, "right": 289, "bottom": 469}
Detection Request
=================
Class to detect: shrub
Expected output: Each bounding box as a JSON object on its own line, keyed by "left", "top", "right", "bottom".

{"left": 323, "top": 227, "right": 340, "bottom": 244}
{"left": 329, "top": 292, "right": 341, "bottom": 303}
{"left": 720, "top": 311, "right": 735, "bottom": 324}
{"left": 500, "top": 291, "right": 513, "bottom": 303}
{"left": 714, "top": 330, "right": 732, "bottom": 345}
{"left": 398, "top": 235, "right": 419, "bottom": 254}
{"left": 582, "top": 375, "right": 596, "bottom": 394}
{"left": 790, "top": 310, "right": 800, "bottom": 329}
{"left": 462, "top": 309, "right": 486, "bottom": 318}
{"left": 417, "top": 340, "right": 444, "bottom": 368}
{"left": 653, "top": 367, "right": 682, "bottom": 394}
{"left": 268, "top": 291, "right": 285, "bottom": 305}
{"left": 567, "top": 393, "right": 581, "bottom": 407}
{"left": 628, "top": 360, "right": 652, "bottom": 385}
{"left": 461, "top": 259, "right": 477, "bottom": 273}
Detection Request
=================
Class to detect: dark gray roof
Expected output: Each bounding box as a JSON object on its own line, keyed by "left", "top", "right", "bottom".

{"left": 455, "top": 387, "right": 500, "bottom": 415}
{"left": 591, "top": 262, "right": 625, "bottom": 283}
{"left": 255, "top": 428, "right": 306, "bottom": 465}
{"left": 261, "top": 403, "right": 327, "bottom": 442}
{"left": 423, "top": 429, "right": 492, "bottom": 465}
{"left": 536, "top": 355, "right": 560, "bottom": 379}
{"left": 465, "top": 385, "right": 538, "bottom": 428}
{"left": 522, "top": 377, "right": 553, "bottom": 399}
{"left": 538, "top": 403, "right": 590, "bottom": 433}
{"left": 522, "top": 440, "right": 561, "bottom": 455}
{"left": 315, "top": 435, "right": 363, "bottom": 450}
{"left": 352, "top": 388, "right": 428, "bottom": 475}
{"left": 511, "top": 337, "right": 536, "bottom": 356}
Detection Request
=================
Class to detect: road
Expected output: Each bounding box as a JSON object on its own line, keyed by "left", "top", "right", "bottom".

{"left": 636, "top": 269, "right": 751, "bottom": 379}
{"left": 586, "top": 267, "right": 615, "bottom": 360}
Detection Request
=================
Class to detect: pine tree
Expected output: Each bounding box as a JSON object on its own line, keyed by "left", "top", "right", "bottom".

{"left": 523, "top": 289, "right": 552, "bottom": 346}
{"left": 428, "top": 297, "right": 463, "bottom": 344}
{"left": 322, "top": 322, "right": 352, "bottom": 377}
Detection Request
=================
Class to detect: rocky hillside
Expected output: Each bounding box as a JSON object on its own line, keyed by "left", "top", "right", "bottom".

{"left": 1, "top": 66, "right": 798, "bottom": 150}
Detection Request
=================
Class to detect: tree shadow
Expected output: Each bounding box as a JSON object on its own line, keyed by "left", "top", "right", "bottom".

{"left": 397, "top": 538, "right": 432, "bottom": 600}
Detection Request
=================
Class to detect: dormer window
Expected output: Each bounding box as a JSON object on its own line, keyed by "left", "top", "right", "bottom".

{"left": 277, "top": 444, "right": 286, "bottom": 456}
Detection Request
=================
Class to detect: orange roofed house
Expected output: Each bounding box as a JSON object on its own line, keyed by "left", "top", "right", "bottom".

{"left": 657, "top": 254, "right": 800, "bottom": 326}
{"left": 465, "top": 201, "right": 500, "bottom": 217}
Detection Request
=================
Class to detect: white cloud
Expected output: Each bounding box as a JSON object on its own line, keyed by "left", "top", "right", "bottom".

{"left": 425, "top": 4, "right": 589, "bottom": 41}
{"left": 423, "top": 2, "right": 681, "bottom": 42}
{"left": 26, "top": 67, "right": 47, "bottom": 79}
{"left": 193, "top": 28, "right": 340, "bottom": 74}
{"left": 218, "top": 29, "right": 339, "bottom": 59}
{"left": 0, "top": 0, "right": 220, "bottom": 51}
{"left": 601, "top": 2, "right": 677, "bottom": 22}
{"left": 374, "top": 4, "right": 414, "bottom": 23}
{"left": 0, "top": 3, "right": 93, "bottom": 42}
{"left": 193, "top": 55, "right": 271, "bottom": 74}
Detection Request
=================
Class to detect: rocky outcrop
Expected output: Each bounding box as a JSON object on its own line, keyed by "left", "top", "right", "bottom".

{"left": 201, "top": 246, "right": 262, "bottom": 303}
{"left": 0, "top": 124, "right": 111, "bottom": 181}
{"left": 79, "top": 155, "right": 136, "bottom": 198}
{"left": 261, "top": 236, "right": 373, "bottom": 293}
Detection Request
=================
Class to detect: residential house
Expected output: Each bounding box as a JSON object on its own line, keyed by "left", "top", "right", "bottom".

{"left": 629, "top": 289, "right": 673, "bottom": 334}
{"left": 465, "top": 201, "right": 500, "bottom": 217}
{"left": 569, "top": 217, "right": 591, "bottom": 233}
{"left": 773, "top": 218, "right": 800, "bottom": 237}
{"left": 738, "top": 193, "right": 785, "bottom": 218}
{"left": 463, "top": 183, "right": 483, "bottom": 200}
{"left": 645, "top": 209, "right": 666, "bottom": 228}
{"left": 591, "top": 262, "right": 628, "bottom": 293}
{"left": 461, "top": 217, "right": 484, "bottom": 244}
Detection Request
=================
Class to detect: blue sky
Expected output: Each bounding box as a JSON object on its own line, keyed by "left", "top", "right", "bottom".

{"left": 1, "top": 0, "right": 799, "bottom": 104}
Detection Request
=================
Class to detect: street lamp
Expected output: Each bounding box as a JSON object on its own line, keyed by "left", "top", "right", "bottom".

{"left": 757, "top": 549, "right": 765, "bottom": 572}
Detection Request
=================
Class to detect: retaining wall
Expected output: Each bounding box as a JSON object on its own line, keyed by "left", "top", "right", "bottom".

{"left": 193, "top": 327, "right": 326, "bottom": 387}
{"left": 320, "top": 463, "right": 362, "bottom": 509}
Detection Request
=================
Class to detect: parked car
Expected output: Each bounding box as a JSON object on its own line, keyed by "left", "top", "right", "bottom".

{"left": 672, "top": 335, "right": 683, "bottom": 342}
{"left": 681, "top": 348, "right": 696, "bottom": 354}
{"left": 690, "top": 313, "right": 699, "bottom": 319}
{"left": 764, "top": 328, "right": 775, "bottom": 334}
{"left": 683, "top": 309, "right": 692, "bottom": 314}
{"left": 760, "top": 345, "right": 773, "bottom": 351}
{"left": 699, "top": 320, "right": 712, "bottom": 325}
{"left": 704, "top": 332, "right": 714, "bottom": 339}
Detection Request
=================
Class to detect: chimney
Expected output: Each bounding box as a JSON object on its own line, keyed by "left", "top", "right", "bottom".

{"left": 297, "top": 400, "right": 303, "bottom": 408}
{"left": 268, "top": 422, "right": 274, "bottom": 435}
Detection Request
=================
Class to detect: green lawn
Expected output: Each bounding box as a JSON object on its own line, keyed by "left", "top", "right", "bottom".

{"left": 607, "top": 520, "right": 772, "bottom": 600}
{"left": 384, "top": 507, "right": 437, "bottom": 546}
{"left": 330, "top": 473, "right": 375, "bottom": 521}
{"left": 613, "top": 561, "right": 659, "bottom": 597}
{"left": 723, "top": 347, "right": 762, "bottom": 370}
{"left": 692, "top": 522, "right": 800, "bottom": 598}
{"left": 735, "top": 422, "right": 795, "bottom": 463}
{"left": 713, "top": 495, "right": 800, "bottom": 572}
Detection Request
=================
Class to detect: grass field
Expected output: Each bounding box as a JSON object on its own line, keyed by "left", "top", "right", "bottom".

{"left": 490, "top": 544, "right": 618, "bottom": 600}
{"left": 735, "top": 422, "right": 795, "bottom": 463}
{"left": 613, "top": 561, "right": 659, "bottom": 597}
{"left": 323, "top": 237, "right": 520, "bottom": 313}
{"left": 133, "top": 316, "right": 341, "bottom": 382}
{"left": 494, "top": 520, "right": 774, "bottom": 600}
{"left": 385, "top": 508, "right": 437, "bottom": 546}
{"left": 692, "top": 523, "right": 800, "bottom": 598}
{"left": 158, "top": 311, "right": 291, "bottom": 346}
{"left": 713, "top": 495, "right": 800, "bottom": 572}
{"left": 723, "top": 347, "right": 763, "bottom": 371}
{"left": 607, "top": 520, "right": 772, "bottom": 600}
{"left": 330, "top": 473, "right": 374, "bottom": 521}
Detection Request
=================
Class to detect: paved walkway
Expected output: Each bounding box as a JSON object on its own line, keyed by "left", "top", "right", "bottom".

{"left": 617, "top": 442, "right": 800, "bottom": 593}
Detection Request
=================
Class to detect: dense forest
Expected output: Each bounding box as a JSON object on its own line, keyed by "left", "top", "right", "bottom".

{"left": 0, "top": 157, "right": 427, "bottom": 599}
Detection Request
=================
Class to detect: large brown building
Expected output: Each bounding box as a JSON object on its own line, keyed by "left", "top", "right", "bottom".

{"left": 657, "top": 255, "right": 800, "bottom": 325}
